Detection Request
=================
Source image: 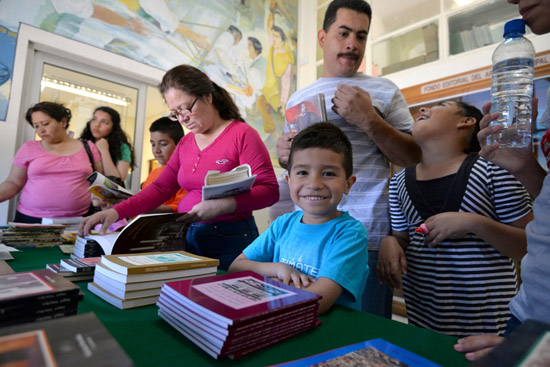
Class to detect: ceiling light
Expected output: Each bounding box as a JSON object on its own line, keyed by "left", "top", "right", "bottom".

{"left": 41, "top": 77, "right": 129, "bottom": 106}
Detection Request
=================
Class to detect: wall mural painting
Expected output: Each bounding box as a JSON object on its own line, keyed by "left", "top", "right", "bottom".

{"left": 0, "top": 0, "right": 298, "bottom": 165}
{"left": 0, "top": 25, "right": 16, "bottom": 121}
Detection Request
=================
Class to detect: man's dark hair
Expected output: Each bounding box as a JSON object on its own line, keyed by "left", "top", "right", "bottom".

{"left": 323, "top": 0, "right": 372, "bottom": 32}
{"left": 288, "top": 122, "right": 353, "bottom": 178}
{"left": 248, "top": 37, "right": 262, "bottom": 55}
{"left": 456, "top": 101, "right": 482, "bottom": 153}
{"left": 149, "top": 117, "right": 184, "bottom": 145}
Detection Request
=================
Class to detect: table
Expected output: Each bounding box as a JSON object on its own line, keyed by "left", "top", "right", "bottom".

{"left": 9, "top": 247, "right": 470, "bottom": 367}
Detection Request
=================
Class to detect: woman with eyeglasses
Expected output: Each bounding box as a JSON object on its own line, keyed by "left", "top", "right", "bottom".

{"left": 80, "top": 64, "right": 279, "bottom": 270}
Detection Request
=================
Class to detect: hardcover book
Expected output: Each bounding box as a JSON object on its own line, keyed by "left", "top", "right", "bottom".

{"left": 100, "top": 251, "right": 219, "bottom": 275}
{"left": 284, "top": 93, "right": 327, "bottom": 132}
{"left": 79, "top": 212, "right": 189, "bottom": 255}
{"left": 87, "top": 171, "right": 134, "bottom": 201}
{"left": 275, "top": 338, "right": 442, "bottom": 367}
{"left": 0, "top": 313, "right": 134, "bottom": 367}
{"left": 202, "top": 164, "right": 257, "bottom": 200}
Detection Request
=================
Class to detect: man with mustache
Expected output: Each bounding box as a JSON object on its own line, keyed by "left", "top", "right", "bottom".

{"left": 276, "top": 0, "right": 420, "bottom": 318}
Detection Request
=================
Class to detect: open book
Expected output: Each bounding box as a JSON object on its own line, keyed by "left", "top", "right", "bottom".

{"left": 78, "top": 213, "right": 188, "bottom": 256}
{"left": 284, "top": 93, "right": 327, "bottom": 133}
{"left": 202, "top": 164, "right": 256, "bottom": 200}
{"left": 87, "top": 172, "right": 133, "bottom": 201}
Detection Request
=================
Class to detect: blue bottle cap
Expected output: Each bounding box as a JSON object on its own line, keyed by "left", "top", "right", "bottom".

{"left": 503, "top": 19, "right": 526, "bottom": 37}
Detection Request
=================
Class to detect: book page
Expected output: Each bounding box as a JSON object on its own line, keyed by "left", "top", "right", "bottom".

{"left": 192, "top": 276, "right": 297, "bottom": 310}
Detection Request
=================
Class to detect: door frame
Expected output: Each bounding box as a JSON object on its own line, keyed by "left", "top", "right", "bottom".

{"left": 0, "top": 24, "right": 165, "bottom": 224}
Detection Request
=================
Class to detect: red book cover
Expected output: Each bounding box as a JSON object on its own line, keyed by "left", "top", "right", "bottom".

{"left": 162, "top": 271, "right": 321, "bottom": 327}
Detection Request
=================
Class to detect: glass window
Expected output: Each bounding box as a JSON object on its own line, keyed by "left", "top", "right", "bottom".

{"left": 444, "top": 0, "right": 487, "bottom": 12}
{"left": 370, "top": 0, "right": 439, "bottom": 40}
{"left": 372, "top": 22, "right": 438, "bottom": 76}
{"left": 448, "top": 0, "right": 520, "bottom": 55}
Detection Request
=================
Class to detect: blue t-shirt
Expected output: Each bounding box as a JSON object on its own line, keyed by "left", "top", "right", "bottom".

{"left": 243, "top": 211, "right": 369, "bottom": 311}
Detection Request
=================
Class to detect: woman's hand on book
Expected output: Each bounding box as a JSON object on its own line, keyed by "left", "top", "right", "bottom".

{"left": 176, "top": 197, "right": 237, "bottom": 224}
{"left": 79, "top": 208, "right": 119, "bottom": 236}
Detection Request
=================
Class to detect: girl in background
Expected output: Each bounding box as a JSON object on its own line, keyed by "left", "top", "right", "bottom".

{"left": 80, "top": 106, "right": 135, "bottom": 182}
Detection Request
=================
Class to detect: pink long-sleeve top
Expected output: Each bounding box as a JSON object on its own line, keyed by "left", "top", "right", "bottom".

{"left": 114, "top": 120, "right": 279, "bottom": 222}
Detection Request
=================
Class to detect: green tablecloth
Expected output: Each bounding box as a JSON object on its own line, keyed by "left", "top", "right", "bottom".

{"left": 8, "top": 247, "right": 470, "bottom": 367}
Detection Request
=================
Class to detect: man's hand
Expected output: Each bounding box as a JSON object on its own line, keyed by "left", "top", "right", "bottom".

{"left": 332, "top": 84, "right": 380, "bottom": 129}
{"left": 377, "top": 236, "right": 407, "bottom": 289}
{"left": 276, "top": 132, "right": 297, "bottom": 168}
{"left": 454, "top": 334, "right": 504, "bottom": 361}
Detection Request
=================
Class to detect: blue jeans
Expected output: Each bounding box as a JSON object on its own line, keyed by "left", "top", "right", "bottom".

{"left": 504, "top": 314, "right": 522, "bottom": 336}
{"left": 185, "top": 217, "right": 259, "bottom": 271}
{"left": 360, "top": 249, "right": 394, "bottom": 318}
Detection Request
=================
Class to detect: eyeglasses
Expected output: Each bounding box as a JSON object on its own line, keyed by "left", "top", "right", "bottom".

{"left": 168, "top": 97, "right": 198, "bottom": 121}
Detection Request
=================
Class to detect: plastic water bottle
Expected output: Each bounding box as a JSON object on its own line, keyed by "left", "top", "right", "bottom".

{"left": 488, "top": 19, "right": 535, "bottom": 148}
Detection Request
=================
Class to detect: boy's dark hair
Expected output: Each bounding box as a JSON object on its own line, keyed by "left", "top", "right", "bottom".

{"left": 25, "top": 102, "right": 72, "bottom": 128}
{"left": 288, "top": 122, "right": 353, "bottom": 178}
{"left": 456, "top": 101, "right": 482, "bottom": 153}
{"left": 80, "top": 106, "right": 136, "bottom": 169}
{"left": 149, "top": 117, "right": 184, "bottom": 145}
{"left": 323, "top": 0, "right": 372, "bottom": 32}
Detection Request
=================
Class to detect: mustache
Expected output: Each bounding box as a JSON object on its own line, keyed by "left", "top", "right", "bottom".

{"left": 337, "top": 52, "right": 359, "bottom": 60}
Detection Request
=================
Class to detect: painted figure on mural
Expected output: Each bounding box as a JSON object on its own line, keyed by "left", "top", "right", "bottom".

{"left": 257, "top": 0, "right": 295, "bottom": 138}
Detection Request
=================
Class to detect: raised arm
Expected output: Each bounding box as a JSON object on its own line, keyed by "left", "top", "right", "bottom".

{"left": 0, "top": 165, "right": 28, "bottom": 202}
{"left": 332, "top": 84, "right": 421, "bottom": 167}
{"left": 477, "top": 102, "right": 546, "bottom": 197}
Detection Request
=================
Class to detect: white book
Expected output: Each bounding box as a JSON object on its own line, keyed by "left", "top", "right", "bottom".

{"left": 92, "top": 275, "right": 162, "bottom": 300}
{"left": 202, "top": 164, "right": 256, "bottom": 200}
{"left": 87, "top": 282, "right": 159, "bottom": 309}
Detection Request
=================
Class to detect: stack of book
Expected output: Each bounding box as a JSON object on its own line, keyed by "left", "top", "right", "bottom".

{"left": 46, "top": 257, "right": 101, "bottom": 282}
{"left": 0, "top": 313, "right": 134, "bottom": 367}
{"left": 0, "top": 223, "right": 64, "bottom": 248}
{"left": 87, "top": 251, "right": 218, "bottom": 310}
{"left": 74, "top": 235, "right": 105, "bottom": 258}
{"left": 0, "top": 269, "right": 83, "bottom": 327}
{"left": 156, "top": 271, "right": 322, "bottom": 359}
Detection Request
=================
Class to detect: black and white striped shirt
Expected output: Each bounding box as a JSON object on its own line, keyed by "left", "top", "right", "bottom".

{"left": 390, "top": 154, "right": 532, "bottom": 336}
